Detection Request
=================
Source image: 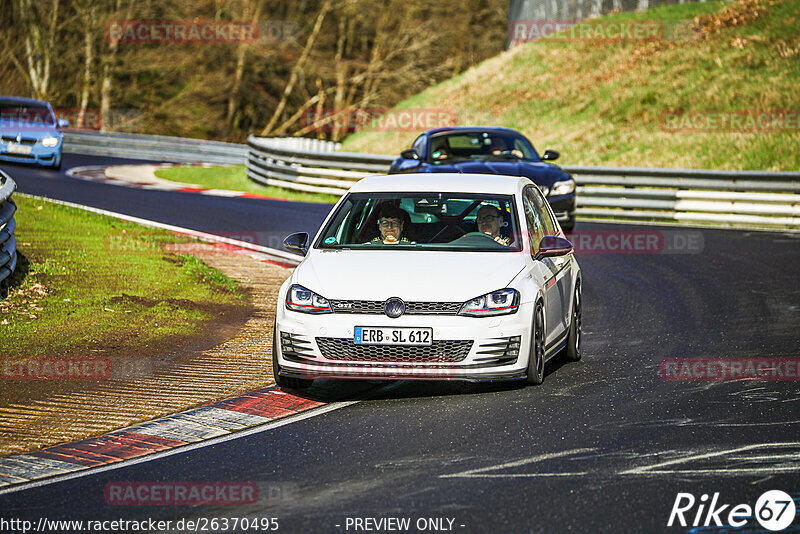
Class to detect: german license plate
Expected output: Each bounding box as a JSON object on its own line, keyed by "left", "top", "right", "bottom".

{"left": 7, "top": 143, "right": 31, "bottom": 155}
{"left": 354, "top": 326, "right": 432, "bottom": 346}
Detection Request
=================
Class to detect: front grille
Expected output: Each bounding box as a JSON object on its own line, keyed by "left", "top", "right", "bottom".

{"left": 329, "top": 299, "right": 462, "bottom": 315}
{"left": 1, "top": 136, "right": 37, "bottom": 145}
{"left": 315, "top": 337, "right": 473, "bottom": 363}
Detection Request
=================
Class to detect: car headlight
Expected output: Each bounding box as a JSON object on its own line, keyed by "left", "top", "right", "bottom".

{"left": 550, "top": 179, "right": 575, "bottom": 197}
{"left": 458, "top": 288, "right": 520, "bottom": 317}
{"left": 285, "top": 284, "right": 332, "bottom": 314}
{"left": 538, "top": 185, "right": 550, "bottom": 197}
{"left": 41, "top": 137, "right": 60, "bottom": 147}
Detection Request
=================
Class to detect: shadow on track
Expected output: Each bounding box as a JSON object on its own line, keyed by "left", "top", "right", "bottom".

{"left": 280, "top": 358, "right": 574, "bottom": 403}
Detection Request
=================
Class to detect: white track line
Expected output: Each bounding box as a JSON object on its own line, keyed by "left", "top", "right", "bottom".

{"left": 440, "top": 448, "right": 596, "bottom": 479}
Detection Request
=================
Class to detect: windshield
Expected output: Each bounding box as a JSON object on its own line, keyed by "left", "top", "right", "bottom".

{"left": 0, "top": 102, "right": 55, "bottom": 125}
{"left": 316, "top": 192, "right": 522, "bottom": 252}
{"left": 427, "top": 131, "right": 538, "bottom": 163}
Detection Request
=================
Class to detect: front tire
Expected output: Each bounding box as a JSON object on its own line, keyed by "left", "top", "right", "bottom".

{"left": 272, "top": 322, "right": 313, "bottom": 390}
{"left": 526, "top": 301, "right": 545, "bottom": 385}
{"left": 563, "top": 282, "right": 582, "bottom": 362}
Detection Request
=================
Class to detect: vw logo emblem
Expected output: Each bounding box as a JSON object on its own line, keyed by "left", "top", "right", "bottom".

{"left": 384, "top": 298, "right": 405, "bottom": 319}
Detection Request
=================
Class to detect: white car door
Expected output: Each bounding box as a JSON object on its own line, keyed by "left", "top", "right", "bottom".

{"left": 530, "top": 186, "right": 573, "bottom": 338}
{"left": 522, "top": 187, "right": 563, "bottom": 343}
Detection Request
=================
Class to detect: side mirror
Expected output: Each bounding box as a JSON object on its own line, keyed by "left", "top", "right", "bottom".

{"left": 535, "top": 236, "right": 573, "bottom": 260}
{"left": 400, "top": 148, "right": 420, "bottom": 160}
{"left": 283, "top": 232, "right": 309, "bottom": 255}
{"left": 542, "top": 150, "right": 559, "bottom": 161}
{"left": 57, "top": 118, "right": 69, "bottom": 129}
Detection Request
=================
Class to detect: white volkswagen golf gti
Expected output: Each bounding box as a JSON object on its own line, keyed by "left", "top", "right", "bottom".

{"left": 273, "top": 173, "right": 581, "bottom": 389}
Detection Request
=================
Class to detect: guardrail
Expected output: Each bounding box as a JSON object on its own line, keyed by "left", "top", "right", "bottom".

{"left": 246, "top": 136, "right": 800, "bottom": 229}
{"left": 247, "top": 135, "right": 393, "bottom": 195}
{"left": 63, "top": 130, "right": 249, "bottom": 165}
{"left": 0, "top": 171, "right": 18, "bottom": 291}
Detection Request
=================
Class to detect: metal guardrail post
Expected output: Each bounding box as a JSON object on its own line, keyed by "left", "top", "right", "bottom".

{"left": 0, "top": 171, "right": 18, "bottom": 292}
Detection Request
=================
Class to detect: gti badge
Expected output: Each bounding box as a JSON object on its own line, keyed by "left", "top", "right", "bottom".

{"left": 384, "top": 298, "right": 405, "bottom": 319}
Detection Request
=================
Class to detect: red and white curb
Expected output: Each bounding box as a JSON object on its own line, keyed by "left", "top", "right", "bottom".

{"left": 0, "top": 387, "right": 328, "bottom": 489}
{"left": 66, "top": 164, "right": 290, "bottom": 202}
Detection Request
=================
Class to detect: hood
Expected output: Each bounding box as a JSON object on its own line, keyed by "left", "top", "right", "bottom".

{"left": 427, "top": 159, "right": 567, "bottom": 187}
{"left": 294, "top": 250, "right": 526, "bottom": 302}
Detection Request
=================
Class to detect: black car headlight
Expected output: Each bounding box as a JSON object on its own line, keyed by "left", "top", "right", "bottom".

{"left": 458, "top": 288, "right": 520, "bottom": 317}
{"left": 285, "top": 284, "right": 332, "bottom": 314}
{"left": 550, "top": 179, "right": 575, "bottom": 197}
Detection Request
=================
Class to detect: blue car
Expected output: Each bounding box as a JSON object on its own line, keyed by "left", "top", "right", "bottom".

{"left": 389, "top": 127, "right": 576, "bottom": 230}
{"left": 0, "top": 97, "right": 68, "bottom": 170}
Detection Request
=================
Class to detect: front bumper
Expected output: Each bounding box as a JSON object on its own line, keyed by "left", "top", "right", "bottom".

{"left": 547, "top": 193, "right": 576, "bottom": 222}
{"left": 275, "top": 303, "right": 535, "bottom": 382}
{"left": 0, "top": 143, "right": 61, "bottom": 167}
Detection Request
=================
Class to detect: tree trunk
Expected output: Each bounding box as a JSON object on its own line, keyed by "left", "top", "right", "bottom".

{"left": 100, "top": 0, "right": 131, "bottom": 132}
{"left": 260, "top": 0, "right": 333, "bottom": 136}
{"left": 78, "top": 5, "right": 95, "bottom": 129}
{"left": 15, "top": 0, "right": 60, "bottom": 100}
{"left": 227, "top": 0, "right": 264, "bottom": 127}
{"left": 331, "top": 15, "right": 348, "bottom": 142}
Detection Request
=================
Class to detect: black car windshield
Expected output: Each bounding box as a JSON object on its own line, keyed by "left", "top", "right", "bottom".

{"left": 427, "top": 131, "right": 538, "bottom": 163}
{"left": 316, "top": 192, "right": 522, "bottom": 252}
{"left": 0, "top": 102, "right": 55, "bottom": 125}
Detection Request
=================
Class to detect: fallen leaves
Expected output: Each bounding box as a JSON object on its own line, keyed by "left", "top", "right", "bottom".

{"left": 693, "top": 0, "right": 783, "bottom": 40}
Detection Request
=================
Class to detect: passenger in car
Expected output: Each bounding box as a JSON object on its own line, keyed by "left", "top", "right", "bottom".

{"left": 371, "top": 205, "right": 413, "bottom": 245}
{"left": 476, "top": 205, "right": 509, "bottom": 246}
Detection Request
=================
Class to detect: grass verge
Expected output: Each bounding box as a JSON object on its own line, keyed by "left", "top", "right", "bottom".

{"left": 154, "top": 165, "right": 341, "bottom": 204}
{"left": 0, "top": 195, "right": 248, "bottom": 360}
{"left": 342, "top": 0, "right": 800, "bottom": 171}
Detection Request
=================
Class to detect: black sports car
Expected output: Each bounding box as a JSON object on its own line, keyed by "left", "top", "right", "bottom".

{"left": 389, "top": 126, "right": 576, "bottom": 230}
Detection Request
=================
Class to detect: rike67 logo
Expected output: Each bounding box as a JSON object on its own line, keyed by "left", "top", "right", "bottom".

{"left": 668, "top": 490, "right": 797, "bottom": 531}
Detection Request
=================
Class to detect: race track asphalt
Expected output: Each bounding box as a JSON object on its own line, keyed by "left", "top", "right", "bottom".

{"left": 1, "top": 153, "right": 799, "bottom": 533}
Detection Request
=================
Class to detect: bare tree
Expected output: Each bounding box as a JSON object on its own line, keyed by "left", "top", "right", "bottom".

{"left": 227, "top": 0, "right": 264, "bottom": 127}
{"left": 13, "top": 0, "right": 60, "bottom": 100}
{"left": 99, "top": 0, "right": 132, "bottom": 131}
{"left": 260, "top": 0, "right": 333, "bottom": 136}
{"left": 75, "top": 0, "right": 97, "bottom": 128}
